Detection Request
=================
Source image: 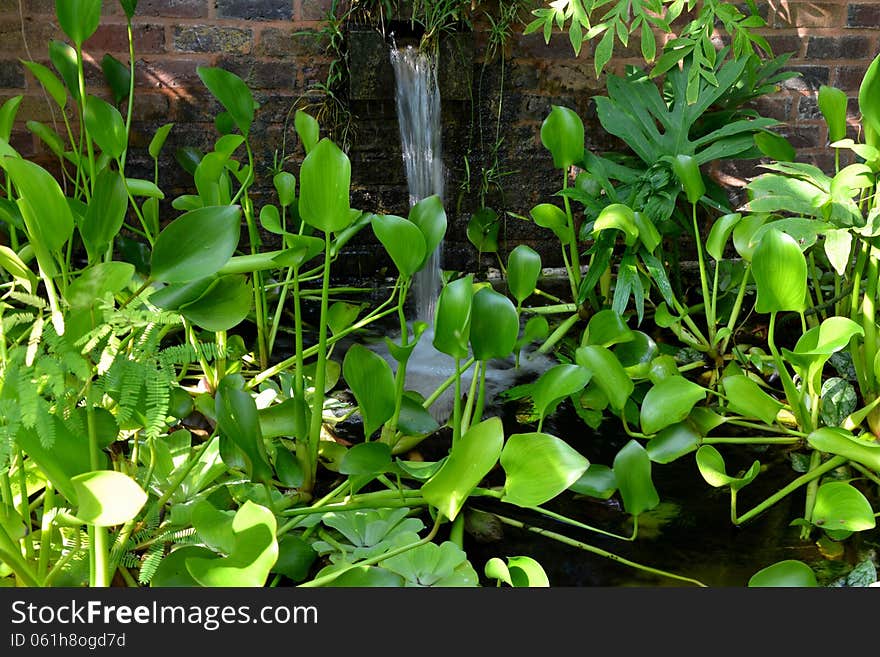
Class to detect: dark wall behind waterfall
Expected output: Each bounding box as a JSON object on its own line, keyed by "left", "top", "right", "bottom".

{"left": 1, "top": 0, "right": 879, "bottom": 279}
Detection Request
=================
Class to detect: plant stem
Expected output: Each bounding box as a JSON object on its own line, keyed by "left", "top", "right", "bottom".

{"left": 0, "top": 519, "right": 39, "bottom": 587}
{"left": 693, "top": 202, "right": 714, "bottom": 343}
{"left": 86, "top": 390, "right": 110, "bottom": 587}
{"left": 800, "top": 449, "right": 823, "bottom": 540}
{"left": 562, "top": 169, "right": 581, "bottom": 297}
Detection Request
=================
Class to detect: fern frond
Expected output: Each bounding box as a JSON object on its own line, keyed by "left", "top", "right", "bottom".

{"left": 7, "top": 291, "right": 48, "bottom": 309}
{"left": 34, "top": 403, "right": 56, "bottom": 449}
{"left": 144, "top": 365, "right": 172, "bottom": 440}
{"left": 116, "top": 359, "right": 145, "bottom": 425}
{"left": 137, "top": 542, "right": 166, "bottom": 585}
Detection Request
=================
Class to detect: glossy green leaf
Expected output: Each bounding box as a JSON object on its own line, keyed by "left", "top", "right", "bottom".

{"left": 187, "top": 501, "right": 279, "bottom": 587}
{"left": 470, "top": 287, "right": 519, "bottom": 361}
{"left": 584, "top": 309, "right": 633, "bottom": 347}
{"left": 276, "top": 235, "right": 324, "bottom": 268}
{"left": 695, "top": 445, "right": 760, "bottom": 491}
{"left": 259, "top": 204, "right": 282, "bottom": 234}
{"left": 84, "top": 95, "right": 127, "bottom": 160}
{"left": 612, "top": 331, "right": 657, "bottom": 379}
{"left": 272, "top": 535, "right": 317, "bottom": 582}
{"left": 372, "top": 214, "right": 426, "bottom": 278}
{"left": 748, "top": 560, "right": 818, "bottom": 587}
{"left": 214, "top": 379, "right": 273, "bottom": 483}
{"left": 531, "top": 364, "right": 591, "bottom": 422}
{"left": 179, "top": 274, "right": 251, "bottom": 331}
{"left": 21, "top": 61, "right": 67, "bottom": 109}
{"left": 56, "top": 0, "right": 101, "bottom": 46}
{"left": 529, "top": 203, "right": 569, "bottom": 243}
{"left": 721, "top": 374, "right": 782, "bottom": 425}
{"left": 191, "top": 501, "right": 236, "bottom": 553}
{"left": 27, "top": 120, "right": 64, "bottom": 157}
{"left": 732, "top": 213, "right": 767, "bottom": 261}
{"left": 0, "top": 96, "right": 23, "bottom": 143}
{"left": 751, "top": 228, "right": 807, "bottom": 313}
{"left": 485, "top": 556, "right": 550, "bottom": 587}
{"left": 858, "top": 54, "right": 879, "bottom": 147}
{"left": 48, "top": 39, "right": 79, "bottom": 103}
{"left": 632, "top": 211, "right": 661, "bottom": 253}
{"left": 80, "top": 167, "right": 128, "bottom": 262}
{"left": 432, "top": 275, "right": 473, "bottom": 359}
{"left": 784, "top": 317, "right": 864, "bottom": 390}
{"left": 646, "top": 422, "right": 700, "bottom": 464}
{"left": 507, "top": 244, "right": 542, "bottom": 304}
{"left": 101, "top": 53, "right": 130, "bottom": 104}
{"left": 569, "top": 464, "right": 617, "bottom": 499}
{"left": 298, "top": 138, "right": 352, "bottom": 233}
{"left": 66, "top": 261, "right": 134, "bottom": 309}
{"left": 807, "top": 427, "right": 880, "bottom": 472}
{"left": 339, "top": 442, "right": 393, "bottom": 476}
{"left": 71, "top": 470, "right": 147, "bottom": 527}
{"left": 273, "top": 171, "right": 296, "bottom": 208}
{"left": 818, "top": 85, "right": 848, "bottom": 143}
{"left": 381, "top": 540, "right": 479, "bottom": 587}
{"left": 151, "top": 546, "right": 215, "bottom": 587}
{"left": 754, "top": 130, "right": 796, "bottom": 162}
{"left": 824, "top": 228, "right": 853, "bottom": 276}
{"left": 295, "top": 110, "right": 320, "bottom": 154}
{"left": 126, "top": 178, "right": 164, "bottom": 199}
{"left": 575, "top": 345, "right": 633, "bottom": 413}
{"left": 342, "top": 343, "right": 396, "bottom": 439}
{"left": 197, "top": 66, "right": 254, "bottom": 137}
{"left": 706, "top": 213, "right": 742, "bottom": 261}
{"left": 640, "top": 376, "right": 706, "bottom": 435}
{"left": 150, "top": 205, "right": 241, "bottom": 283}
{"left": 540, "top": 105, "right": 584, "bottom": 169}
{"left": 421, "top": 417, "right": 504, "bottom": 521}
{"left": 467, "top": 207, "right": 500, "bottom": 253}
{"left": 671, "top": 154, "right": 705, "bottom": 204}
{"left": 612, "top": 440, "right": 659, "bottom": 516}
{"left": 594, "top": 203, "right": 639, "bottom": 247}
{"left": 0, "top": 244, "right": 36, "bottom": 292}
{"left": 501, "top": 432, "right": 589, "bottom": 507}
{"left": 149, "top": 123, "right": 174, "bottom": 160}
{"left": 409, "top": 195, "right": 447, "bottom": 268}
{"left": 812, "top": 482, "right": 876, "bottom": 532}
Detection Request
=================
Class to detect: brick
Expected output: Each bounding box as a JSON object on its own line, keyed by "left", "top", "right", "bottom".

{"left": 256, "top": 27, "right": 326, "bottom": 58}
{"left": 0, "top": 59, "right": 25, "bottom": 87}
{"left": 85, "top": 23, "right": 166, "bottom": 55}
{"left": 777, "top": 124, "right": 824, "bottom": 149}
{"left": 136, "top": 56, "right": 208, "bottom": 90}
{"left": 753, "top": 95, "right": 793, "bottom": 122}
{"left": 217, "top": 0, "right": 292, "bottom": 21}
{"left": 796, "top": 95, "right": 822, "bottom": 121}
{"left": 771, "top": 2, "right": 844, "bottom": 28}
{"left": 764, "top": 34, "right": 803, "bottom": 58}
{"left": 173, "top": 25, "right": 252, "bottom": 53}
{"left": 216, "top": 55, "right": 297, "bottom": 92}
{"left": 847, "top": 4, "right": 880, "bottom": 28}
{"left": 836, "top": 65, "right": 870, "bottom": 92}
{"left": 806, "top": 35, "right": 873, "bottom": 59}
{"left": 782, "top": 65, "right": 830, "bottom": 91}
{"left": 131, "top": 0, "right": 207, "bottom": 18}
{"left": 299, "top": 0, "right": 334, "bottom": 21}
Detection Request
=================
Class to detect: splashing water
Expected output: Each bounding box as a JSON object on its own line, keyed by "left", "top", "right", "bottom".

{"left": 390, "top": 44, "right": 445, "bottom": 323}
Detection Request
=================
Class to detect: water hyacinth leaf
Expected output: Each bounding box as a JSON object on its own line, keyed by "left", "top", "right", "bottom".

{"left": 56, "top": 0, "right": 101, "bottom": 46}
{"left": 612, "top": 331, "right": 657, "bottom": 379}
{"left": 126, "top": 178, "right": 164, "bottom": 198}
{"left": 858, "top": 54, "right": 880, "bottom": 146}
{"left": 569, "top": 464, "right": 617, "bottom": 499}
{"left": 272, "top": 535, "right": 317, "bottom": 582}
{"left": 214, "top": 379, "right": 273, "bottom": 483}
{"left": 584, "top": 309, "right": 633, "bottom": 347}
{"left": 151, "top": 546, "right": 216, "bottom": 587}
{"left": 467, "top": 207, "right": 500, "bottom": 253}
{"left": 372, "top": 214, "right": 426, "bottom": 278}
{"left": 197, "top": 66, "right": 254, "bottom": 137}
{"left": 646, "top": 422, "right": 701, "bottom": 464}
{"left": 21, "top": 62, "right": 66, "bottom": 109}
{"left": 1, "top": 157, "right": 74, "bottom": 253}
{"left": 812, "top": 482, "right": 876, "bottom": 532}
{"left": 648, "top": 354, "right": 680, "bottom": 383}
{"left": 485, "top": 556, "right": 550, "bottom": 587}
{"left": 593, "top": 203, "right": 638, "bottom": 247}
{"left": 433, "top": 275, "right": 473, "bottom": 359}
{"left": 327, "top": 302, "right": 362, "bottom": 335}
{"left": 295, "top": 110, "right": 320, "bottom": 154}
{"left": 751, "top": 228, "right": 807, "bottom": 313}
{"left": 191, "top": 501, "right": 236, "bottom": 554}
{"left": 149, "top": 123, "right": 174, "bottom": 160}
{"left": 397, "top": 395, "right": 440, "bottom": 437}
{"left": 275, "top": 235, "right": 324, "bottom": 268}
{"left": 81, "top": 167, "right": 128, "bottom": 262}
{"left": 721, "top": 374, "right": 782, "bottom": 426}
{"left": 532, "top": 363, "right": 591, "bottom": 422}
{"left": 640, "top": 376, "right": 706, "bottom": 435}
{"left": 259, "top": 204, "right": 282, "bottom": 234}
{"left": 148, "top": 276, "right": 215, "bottom": 311}
{"left": 540, "top": 105, "right": 584, "bottom": 169}
{"left": 187, "top": 501, "right": 279, "bottom": 587}
{"left": 470, "top": 287, "right": 519, "bottom": 361}
{"left": 695, "top": 445, "right": 760, "bottom": 491}
{"left": 501, "top": 432, "right": 589, "bottom": 508}
{"left": 818, "top": 85, "right": 848, "bottom": 143}
{"left": 754, "top": 130, "right": 796, "bottom": 162}
{"left": 298, "top": 138, "right": 352, "bottom": 233}
{"left": 150, "top": 205, "right": 241, "bottom": 283}
{"left": 101, "top": 53, "right": 130, "bottom": 104}
{"left": 575, "top": 345, "right": 633, "bottom": 413}
{"left": 339, "top": 442, "right": 393, "bottom": 476}
{"left": 807, "top": 427, "right": 880, "bottom": 471}
{"left": 824, "top": 228, "right": 852, "bottom": 276}
{"left": 671, "top": 154, "right": 705, "bottom": 204}
{"left": 179, "top": 274, "right": 251, "bottom": 332}
{"left": 421, "top": 417, "right": 504, "bottom": 521}
{"left": 48, "top": 39, "right": 80, "bottom": 103}
{"left": 706, "top": 213, "right": 742, "bottom": 261}
{"left": 342, "top": 343, "right": 395, "bottom": 439}
{"left": 409, "top": 195, "right": 447, "bottom": 266}
{"left": 71, "top": 470, "right": 147, "bottom": 527}
{"left": 632, "top": 211, "right": 661, "bottom": 253}
{"left": 507, "top": 244, "right": 542, "bottom": 304}
{"left": 66, "top": 261, "right": 134, "bottom": 309}
{"left": 530, "top": 203, "right": 570, "bottom": 243}
{"left": 732, "top": 213, "right": 767, "bottom": 261}
{"left": 612, "top": 440, "right": 659, "bottom": 517}
{"left": 273, "top": 171, "right": 296, "bottom": 208}
{"left": 84, "top": 95, "right": 127, "bottom": 160}
{"left": 748, "top": 560, "right": 818, "bottom": 587}
{"left": 517, "top": 314, "right": 549, "bottom": 349}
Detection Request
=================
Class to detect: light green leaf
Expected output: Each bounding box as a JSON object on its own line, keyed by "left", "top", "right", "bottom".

{"left": 342, "top": 343, "right": 396, "bottom": 439}
{"left": 150, "top": 205, "right": 241, "bottom": 283}
{"left": 501, "top": 432, "right": 589, "bottom": 507}
{"left": 695, "top": 444, "right": 760, "bottom": 491}
{"left": 470, "top": 287, "right": 519, "bottom": 361}
{"left": 71, "top": 470, "right": 147, "bottom": 527}
{"left": 575, "top": 345, "right": 633, "bottom": 413}
{"left": 612, "top": 440, "right": 659, "bottom": 516}
{"left": 197, "top": 66, "right": 255, "bottom": 137}
{"left": 640, "top": 376, "right": 706, "bottom": 435}
{"left": 812, "top": 482, "right": 876, "bottom": 532}
{"left": 748, "top": 560, "right": 818, "bottom": 587}
{"left": 646, "top": 422, "right": 700, "bottom": 464}
{"left": 298, "top": 138, "right": 352, "bottom": 234}
{"left": 752, "top": 228, "right": 807, "bottom": 313}
{"left": 721, "top": 374, "right": 782, "bottom": 425}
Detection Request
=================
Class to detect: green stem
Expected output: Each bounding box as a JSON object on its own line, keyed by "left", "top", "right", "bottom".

{"left": 702, "top": 437, "right": 802, "bottom": 445}
{"left": 720, "top": 263, "right": 751, "bottom": 354}
{"left": 118, "top": 18, "right": 136, "bottom": 174}
{"left": 734, "top": 455, "right": 847, "bottom": 525}
{"left": 86, "top": 391, "right": 110, "bottom": 587}
{"left": 767, "top": 311, "right": 809, "bottom": 431}
{"left": 537, "top": 312, "right": 581, "bottom": 354}
{"left": 562, "top": 170, "right": 581, "bottom": 296}
{"left": 693, "top": 202, "right": 714, "bottom": 342}
{"left": 15, "top": 450, "right": 33, "bottom": 560}
{"left": 800, "top": 449, "right": 823, "bottom": 540}
{"left": 452, "top": 357, "right": 463, "bottom": 445}
{"left": 861, "top": 253, "right": 878, "bottom": 394}
{"left": 0, "top": 520, "right": 39, "bottom": 587}
{"left": 75, "top": 44, "right": 96, "bottom": 196}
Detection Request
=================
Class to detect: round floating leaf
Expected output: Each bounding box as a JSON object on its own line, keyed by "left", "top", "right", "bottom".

{"left": 612, "top": 440, "right": 659, "bottom": 517}
{"left": 421, "top": 417, "right": 504, "bottom": 521}
{"left": 272, "top": 535, "right": 317, "bottom": 583}
{"left": 501, "top": 432, "right": 590, "bottom": 508}
{"left": 150, "top": 205, "right": 241, "bottom": 283}
{"left": 531, "top": 364, "right": 591, "bottom": 423}
{"left": 467, "top": 207, "right": 500, "bottom": 253}
{"left": 343, "top": 343, "right": 395, "bottom": 439}
{"left": 339, "top": 442, "right": 393, "bottom": 476}
{"left": 298, "top": 138, "right": 352, "bottom": 234}
{"left": 540, "top": 105, "right": 584, "bottom": 169}
{"left": 470, "top": 287, "right": 519, "bottom": 361}
{"left": 507, "top": 244, "right": 542, "bottom": 304}
{"left": 71, "top": 470, "right": 147, "bottom": 527}
{"left": 569, "top": 463, "right": 617, "bottom": 499}
{"left": 646, "top": 422, "right": 700, "bottom": 464}
{"left": 752, "top": 228, "right": 807, "bottom": 313}
{"left": 66, "top": 261, "right": 134, "bottom": 309}
{"left": 695, "top": 445, "right": 760, "bottom": 491}
{"left": 433, "top": 275, "right": 473, "bottom": 359}
{"left": 612, "top": 331, "right": 657, "bottom": 379}
{"left": 273, "top": 171, "right": 296, "bottom": 208}
{"left": 748, "top": 560, "right": 818, "bottom": 587}
{"left": 812, "top": 481, "right": 876, "bottom": 532}
{"left": 372, "top": 214, "right": 426, "bottom": 278}
{"left": 640, "top": 376, "right": 706, "bottom": 435}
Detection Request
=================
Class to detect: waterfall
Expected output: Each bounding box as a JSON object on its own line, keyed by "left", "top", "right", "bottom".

{"left": 390, "top": 44, "right": 445, "bottom": 323}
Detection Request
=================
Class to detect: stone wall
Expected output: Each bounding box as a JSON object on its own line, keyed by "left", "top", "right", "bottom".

{"left": 1, "top": 0, "right": 878, "bottom": 278}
